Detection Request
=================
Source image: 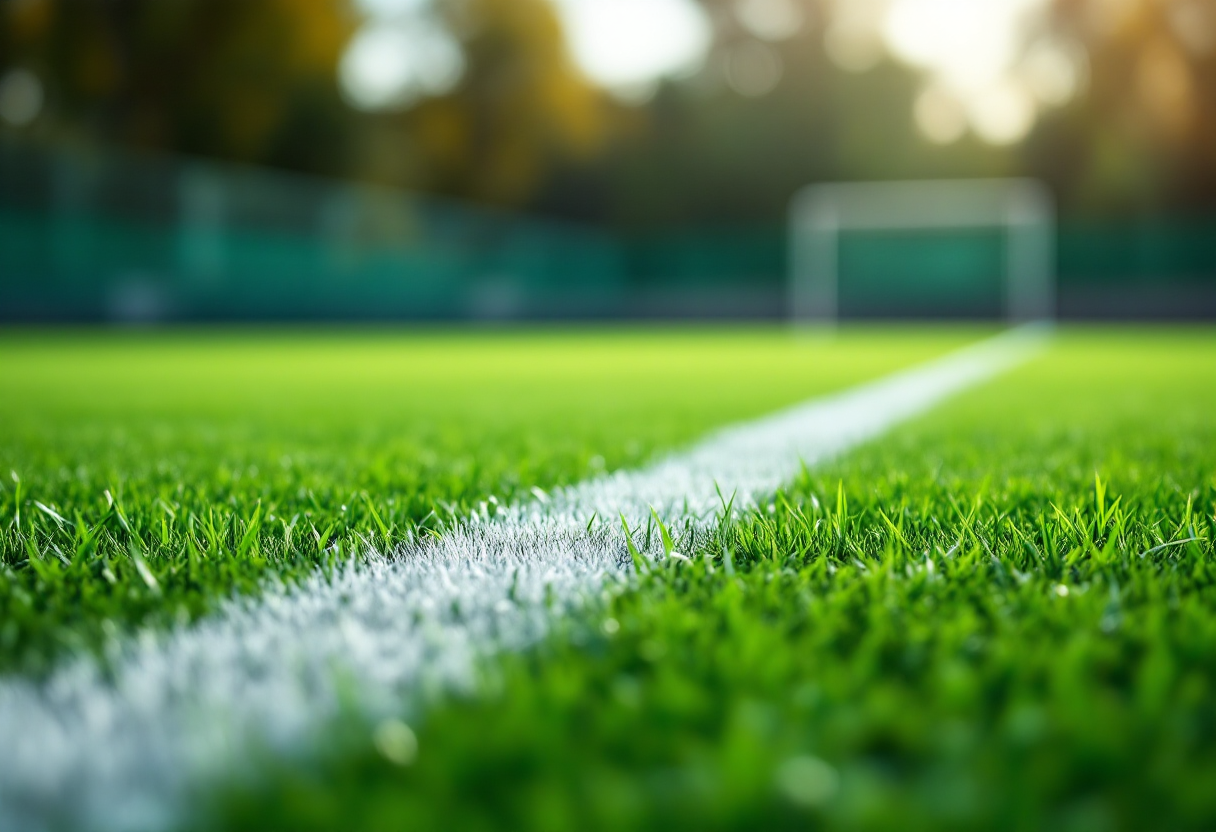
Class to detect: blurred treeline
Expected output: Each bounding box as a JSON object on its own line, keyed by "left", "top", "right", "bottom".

{"left": 2, "top": 0, "right": 1214, "bottom": 229}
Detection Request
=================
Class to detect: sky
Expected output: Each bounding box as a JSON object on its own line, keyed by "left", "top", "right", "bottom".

{"left": 340, "top": 0, "right": 1080, "bottom": 145}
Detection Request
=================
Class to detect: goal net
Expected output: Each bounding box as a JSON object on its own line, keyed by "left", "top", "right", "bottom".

{"left": 789, "top": 179, "right": 1055, "bottom": 324}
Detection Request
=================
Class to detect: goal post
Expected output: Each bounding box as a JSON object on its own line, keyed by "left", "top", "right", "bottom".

{"left": 789, "top": 179, "right": 1056, "bottom": 324}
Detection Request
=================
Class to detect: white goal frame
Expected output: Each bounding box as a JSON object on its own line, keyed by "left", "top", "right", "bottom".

{"left": 789, "top": 179, "right": 1056, "bottom": 324}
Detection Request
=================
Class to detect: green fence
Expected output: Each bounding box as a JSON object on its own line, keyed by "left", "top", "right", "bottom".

{"left": 0, "top": 139, "right": 626, "bottom": 322}
{"left": 2, "top": 139, "right": 1214, "bottom": 321}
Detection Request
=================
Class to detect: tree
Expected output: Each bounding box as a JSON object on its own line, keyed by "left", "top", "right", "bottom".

{"left": 348, "top": 0, "right": 607, "bottom": 205}
{"left": 1034, "top": 0, "right": 1216, "bottom": 214}
{"left": 1, "top": 0, "right": 355, "bottom": 172}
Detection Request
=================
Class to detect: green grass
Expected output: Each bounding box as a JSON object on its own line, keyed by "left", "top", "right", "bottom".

{"left": 6, "top": 326, "right": 1215, "bottom": 831}
{"left": 211, "top": 329, "right": 1216, "bottom": 832}
{"left": 0, "top": 326, "right": 972, "bottom": 675}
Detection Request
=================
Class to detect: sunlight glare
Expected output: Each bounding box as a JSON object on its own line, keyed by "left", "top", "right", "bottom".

{"left": 339, "top": 19, "right": 465, "bottom": 111}
{"left": 735, "top": 0, "right": 806, "bottom": 42}
{"left": 881, "top": 0, "right": 1056, "bottom": 145}
{"left": 967, "top": 78, "right": 1036, "bottom": 144}
{"left": 883, "top": 0, "right": 1045, "bottom": 92}
{"left": 551, "top": 0, "right": 712, "bottom": 97}
{"left": 914, "top": 84, "right": 967, "bottom": 144}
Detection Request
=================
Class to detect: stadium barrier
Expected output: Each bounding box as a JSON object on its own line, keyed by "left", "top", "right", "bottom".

{"left": 2, "top": 139, "right": 1214, "bottom": 322}
{"left": 0, "top": 139, "right": 625, "bottom": 322}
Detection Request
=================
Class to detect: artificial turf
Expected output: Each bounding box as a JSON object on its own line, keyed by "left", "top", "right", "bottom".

{"left": 0, "top": 327, "right": 971, "bottom": 675}
{"left": 211, "top": 329, "right": 1216, "bottom": 832}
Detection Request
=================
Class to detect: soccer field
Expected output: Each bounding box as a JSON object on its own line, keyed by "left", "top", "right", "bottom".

{"left": 2, "top": 327, "right": 1215, "bottom": 831}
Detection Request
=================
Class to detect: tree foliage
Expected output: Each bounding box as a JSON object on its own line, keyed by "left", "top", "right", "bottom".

{"left": 1, "top": 0, "right": 354, "bottom": 170}
{"left": 2, "top": 0, "right": 1214, "bottom": 223}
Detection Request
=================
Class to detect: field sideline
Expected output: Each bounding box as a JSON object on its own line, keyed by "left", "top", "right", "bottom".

{"left": 2, "top": 326, "right": 1215, "bottom": 831}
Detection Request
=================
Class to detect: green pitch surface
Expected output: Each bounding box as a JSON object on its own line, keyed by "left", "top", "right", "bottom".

{"left": 0, "top": 327, "right": 969, "bottom": 675}
{"left": 3, "top": 327, "right": 1216, "bottom": 831}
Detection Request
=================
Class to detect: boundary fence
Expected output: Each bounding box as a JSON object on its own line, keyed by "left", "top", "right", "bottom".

{"left": 2, "top": 139, "right": 1214, "bottom": 322}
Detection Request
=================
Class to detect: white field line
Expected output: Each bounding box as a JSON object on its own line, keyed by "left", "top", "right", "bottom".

{"left": 0, "top": 327, "right": 1047, "bottom": 832}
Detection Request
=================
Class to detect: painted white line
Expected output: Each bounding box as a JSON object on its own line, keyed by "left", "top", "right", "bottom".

{"left": 0, "top": 327, "right": 1046, "bottom": 831}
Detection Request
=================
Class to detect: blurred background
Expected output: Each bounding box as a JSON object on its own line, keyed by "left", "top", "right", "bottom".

{"left": 1, "top": 0, "right": 1214, "bottom": 323}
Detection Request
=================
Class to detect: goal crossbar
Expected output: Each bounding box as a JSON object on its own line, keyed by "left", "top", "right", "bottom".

{"left": 789, "top": 179, "right": 1056, "bottom": 324}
